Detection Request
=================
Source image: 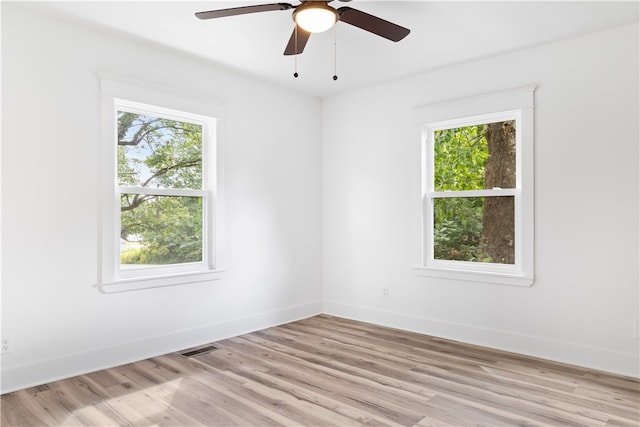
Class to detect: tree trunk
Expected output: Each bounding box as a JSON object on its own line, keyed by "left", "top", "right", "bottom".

{"left": 481, "top": 121, "right": 516, "bottom": 264}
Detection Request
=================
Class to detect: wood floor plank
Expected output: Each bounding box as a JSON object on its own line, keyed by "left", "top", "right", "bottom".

{"left": 287, "top": 319, "right": 508, "bottom": 375}
{"left": 223, "top": 367, "right": 404, "bottom": 427}
{"left": 202, "top": 339, "right": 425, "bottom": 425}
{"left": 0, "top": 391, "right": 52, "bottom": 427}
{"left": 113, "top": 379, "right": 204, "bottom": 427}
{"left": 160, "top": 376, "right": 275, "bottom": 426}
{"left": 251, "top": 325, "right": 602, "bottom": 425}
{"left": 226, "top": 336, "right": 431, "bottom": 425}
{"left": 417, "top": 394, "right": 545, "bottom": 427}
{"left": 2, "top": 315, "right": 638, "bottom": 426}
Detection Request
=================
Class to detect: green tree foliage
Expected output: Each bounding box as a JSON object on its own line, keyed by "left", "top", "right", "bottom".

{"left": 433, "top": 198, "right": 485, "bottom": 261}
{"left": 434, "top": 125, "right": 488, "bottom": 192}
{"left": 433, "top": 125, "right": 488, "bottom": 262}
{"left": 118, "top": 112, "right": 203, "bottom": 265}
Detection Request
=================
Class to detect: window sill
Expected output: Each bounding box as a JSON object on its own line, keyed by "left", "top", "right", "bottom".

{"left": 414, "top": 266, "right": 534, "bottom": 287}
{"left": 98, "top": 269, "right": 225, "bottom": 293}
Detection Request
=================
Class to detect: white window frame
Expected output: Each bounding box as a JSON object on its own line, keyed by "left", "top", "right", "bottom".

{"left": 99, "top": 74, "right": 225, "bottom": 292}
{"left": 413, "top": 86, "right": 535, "bottom": 286}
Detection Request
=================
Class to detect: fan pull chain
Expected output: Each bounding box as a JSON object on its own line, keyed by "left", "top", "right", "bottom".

{"left": 332, "top": 25, "right": 338, "bottom": 81}
{"left": 293, "top": 26, "right": 299, "bottom": 78}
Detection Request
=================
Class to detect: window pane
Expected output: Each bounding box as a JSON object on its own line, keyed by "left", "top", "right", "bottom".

{"left": 433, "top": 196, "right": 514, "bottom": 264}
{"left": 117, "top": 111, "right": 202, "bottom": 189}
{"left": 433, "top": 121, "right": 516, "bottom": 191}
{"left": 120, "top": 194, "right": 203, "bottom": 266}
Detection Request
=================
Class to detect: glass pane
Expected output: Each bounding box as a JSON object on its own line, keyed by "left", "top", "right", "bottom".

{"left": 433, "top": 196, "right": 514, "bottom": 264}
{"left": 120, "top": 194, "right": 203, "bottom": 266}
{"left": 117, "top": 111, "right": 202, "bottom": 189}
{"left": 433, "top": 121, "right": 516, "bottom": 191}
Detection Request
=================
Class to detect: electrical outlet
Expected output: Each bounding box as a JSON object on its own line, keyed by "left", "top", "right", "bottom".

{"left": 382, "top": 287, "right": 389, "bottom": 299}
{"left": 1, "top": 338, "right": 12, "bottom": 354}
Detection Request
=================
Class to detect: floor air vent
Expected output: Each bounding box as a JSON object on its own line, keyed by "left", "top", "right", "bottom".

{"left": 178, "top": 344, "right": 218, "bottom": 358}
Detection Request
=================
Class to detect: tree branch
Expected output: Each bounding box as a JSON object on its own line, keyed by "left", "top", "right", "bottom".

{"left": 120, "top": 194, "right": 154, "bottom": 212}
{"left": 140, "top": 159, "right": 200, "bottom": 188}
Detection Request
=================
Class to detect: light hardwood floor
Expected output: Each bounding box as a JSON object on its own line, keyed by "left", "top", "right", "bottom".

{"left": 1, "top": 315, "right": 639, "bottom": 426}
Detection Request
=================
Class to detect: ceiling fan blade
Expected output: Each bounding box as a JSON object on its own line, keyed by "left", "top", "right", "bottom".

{"left": 337, "top": 7, "right": 410, "bottom": 42}
{"left": 196, "top": 3, "right": 293, "bottom": 20}
{"left": 284, "top": 26, "right": 311, "bottom": 55}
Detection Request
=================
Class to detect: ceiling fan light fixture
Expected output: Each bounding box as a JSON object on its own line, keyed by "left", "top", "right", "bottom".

{"left": 293, "top": 2, "right": 337, "bottom": 33}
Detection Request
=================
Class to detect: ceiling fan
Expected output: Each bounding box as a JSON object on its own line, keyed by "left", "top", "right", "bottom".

{"left": 195, "top": 1, "right": 411, "bottom": 56}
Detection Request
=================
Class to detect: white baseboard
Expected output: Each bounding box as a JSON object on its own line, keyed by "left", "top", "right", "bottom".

{"left": 323, "top": 300, "right": 640, "bottom": 379}
{"left": 1, "top": 302, "right": 322, "bottom": 394}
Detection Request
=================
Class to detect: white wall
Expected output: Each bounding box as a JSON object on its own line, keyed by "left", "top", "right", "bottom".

{"left": 322, "top": 23, "right": 640, "bottom": 377}
{"left": 1, "top": 4, "right": 323, "bottom": 393}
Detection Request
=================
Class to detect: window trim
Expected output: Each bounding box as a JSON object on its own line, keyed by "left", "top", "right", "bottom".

{"left": 413, "top": 86, "right": 535, "bottom": 287}
{"left": 99, "top": 74, "right": 225, "bottom": 292}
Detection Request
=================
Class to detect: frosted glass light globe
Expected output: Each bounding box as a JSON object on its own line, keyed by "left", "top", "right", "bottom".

{"left": 294, "top": 3, "right": 337, "bottom": 33}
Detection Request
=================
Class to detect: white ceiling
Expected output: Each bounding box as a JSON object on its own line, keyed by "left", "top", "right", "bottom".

{"left": 25, "top": 1, "right": 640, "bottom": 98}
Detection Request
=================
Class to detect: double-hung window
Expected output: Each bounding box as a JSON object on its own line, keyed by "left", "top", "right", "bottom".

{"left": 100, "top": 75, "right": 224, "bottom": 291}
{"left": 414, "top": 87, "right": 535, "bottom": 286}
